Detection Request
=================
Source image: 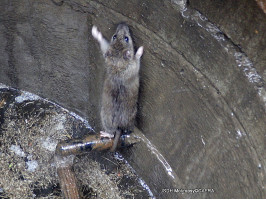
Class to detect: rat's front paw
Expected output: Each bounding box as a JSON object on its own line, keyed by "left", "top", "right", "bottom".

{"left": 92, "top": 25, "right": 103, "bottom": 42}
{"left": 135, "top": 46, "right": 144, "bottom": 59}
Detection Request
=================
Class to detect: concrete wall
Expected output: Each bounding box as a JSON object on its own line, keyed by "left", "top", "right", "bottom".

{"left": 0, "top": 0, "right": 265, "bottom": 198}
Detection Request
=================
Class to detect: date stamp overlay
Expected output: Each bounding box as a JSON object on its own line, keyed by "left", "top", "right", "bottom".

{"left": 162, "top": 188, "right": 215, "bottom": 194}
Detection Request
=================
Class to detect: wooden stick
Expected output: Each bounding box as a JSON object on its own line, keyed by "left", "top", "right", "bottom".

{"left": 55, "top": 134, "right": 113, "bottom": 157}
{"left": 55, "top": 132, "right": 140, "bottom": 198}
{"left": 57, "top": 166, "right": 80, "bottom": 199}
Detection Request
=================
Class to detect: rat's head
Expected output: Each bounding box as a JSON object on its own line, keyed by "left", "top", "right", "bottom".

{"left": 106, "top": 23, "right": 134, "bottom": 61}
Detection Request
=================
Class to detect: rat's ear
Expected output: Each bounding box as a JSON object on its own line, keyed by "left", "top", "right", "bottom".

{"left": 135, "top": 46, "right": 144, "bottom": 59}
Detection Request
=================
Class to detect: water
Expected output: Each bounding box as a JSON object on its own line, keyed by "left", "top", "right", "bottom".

{"left": 0, "top": 84, "right": 153, "bottom": 198}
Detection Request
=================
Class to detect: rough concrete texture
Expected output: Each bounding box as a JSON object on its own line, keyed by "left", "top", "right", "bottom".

{"left": 0, "top": 0, "right": 265, "bottom": 198}
{"left": 190, "top": 0, "right": 266, "bottom": 79}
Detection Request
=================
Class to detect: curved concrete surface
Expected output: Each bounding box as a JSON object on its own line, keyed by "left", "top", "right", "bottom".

{"left": 0, "top": 0, "right": 265, "bottom": 198}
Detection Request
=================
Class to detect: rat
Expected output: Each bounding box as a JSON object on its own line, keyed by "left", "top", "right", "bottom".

{"left": 92, "top": 23, "right": 143, "bottom": 152}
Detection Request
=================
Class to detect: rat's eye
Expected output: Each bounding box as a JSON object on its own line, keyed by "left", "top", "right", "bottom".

{"left": 124, "top": 36, "right": 129, "bottom": 43}
{"left": 113, "top": 35, "right": 117, "bottom": 40}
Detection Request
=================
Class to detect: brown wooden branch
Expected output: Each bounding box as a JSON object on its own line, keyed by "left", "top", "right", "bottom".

{"left": 57, "top": 166, "right": 80, "bottom": 199}
{"left": 55, "top": 132, "right": 140, "bottom": 198}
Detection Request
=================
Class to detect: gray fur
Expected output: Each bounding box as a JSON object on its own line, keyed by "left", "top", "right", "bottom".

{"left": 92, "top": 23, "right": 143, "bottom": 151}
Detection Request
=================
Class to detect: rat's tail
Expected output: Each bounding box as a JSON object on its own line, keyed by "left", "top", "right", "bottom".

{"left": 110, "top": 129, "right": 122, "bottom": 152}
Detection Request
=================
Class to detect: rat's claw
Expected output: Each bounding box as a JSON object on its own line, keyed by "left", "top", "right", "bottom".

{"left": 100, "top": 131, "right": 114, "bottom": 138}
{"left": 92, "top": 25, "right": 103, "bottom": 42}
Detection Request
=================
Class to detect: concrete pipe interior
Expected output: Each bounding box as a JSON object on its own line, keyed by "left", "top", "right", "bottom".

{"left": 0, "top": 0, "right": 265, "bottom": 198}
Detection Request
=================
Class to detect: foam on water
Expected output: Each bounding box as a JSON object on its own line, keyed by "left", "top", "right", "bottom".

{"left": 5, "top": 86, "right": 93, "bottom": 130}
{"left": 40, "top": 137, "right": 58, "bottom": 152}
{"left": 26, "top": 160, "right": 38, "bottom": 172}
{"left": 9, "top": 145, "right": 25, "bottom": 157}
{"left": 15, "top": 91, "right": 40, "bottom": 103}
